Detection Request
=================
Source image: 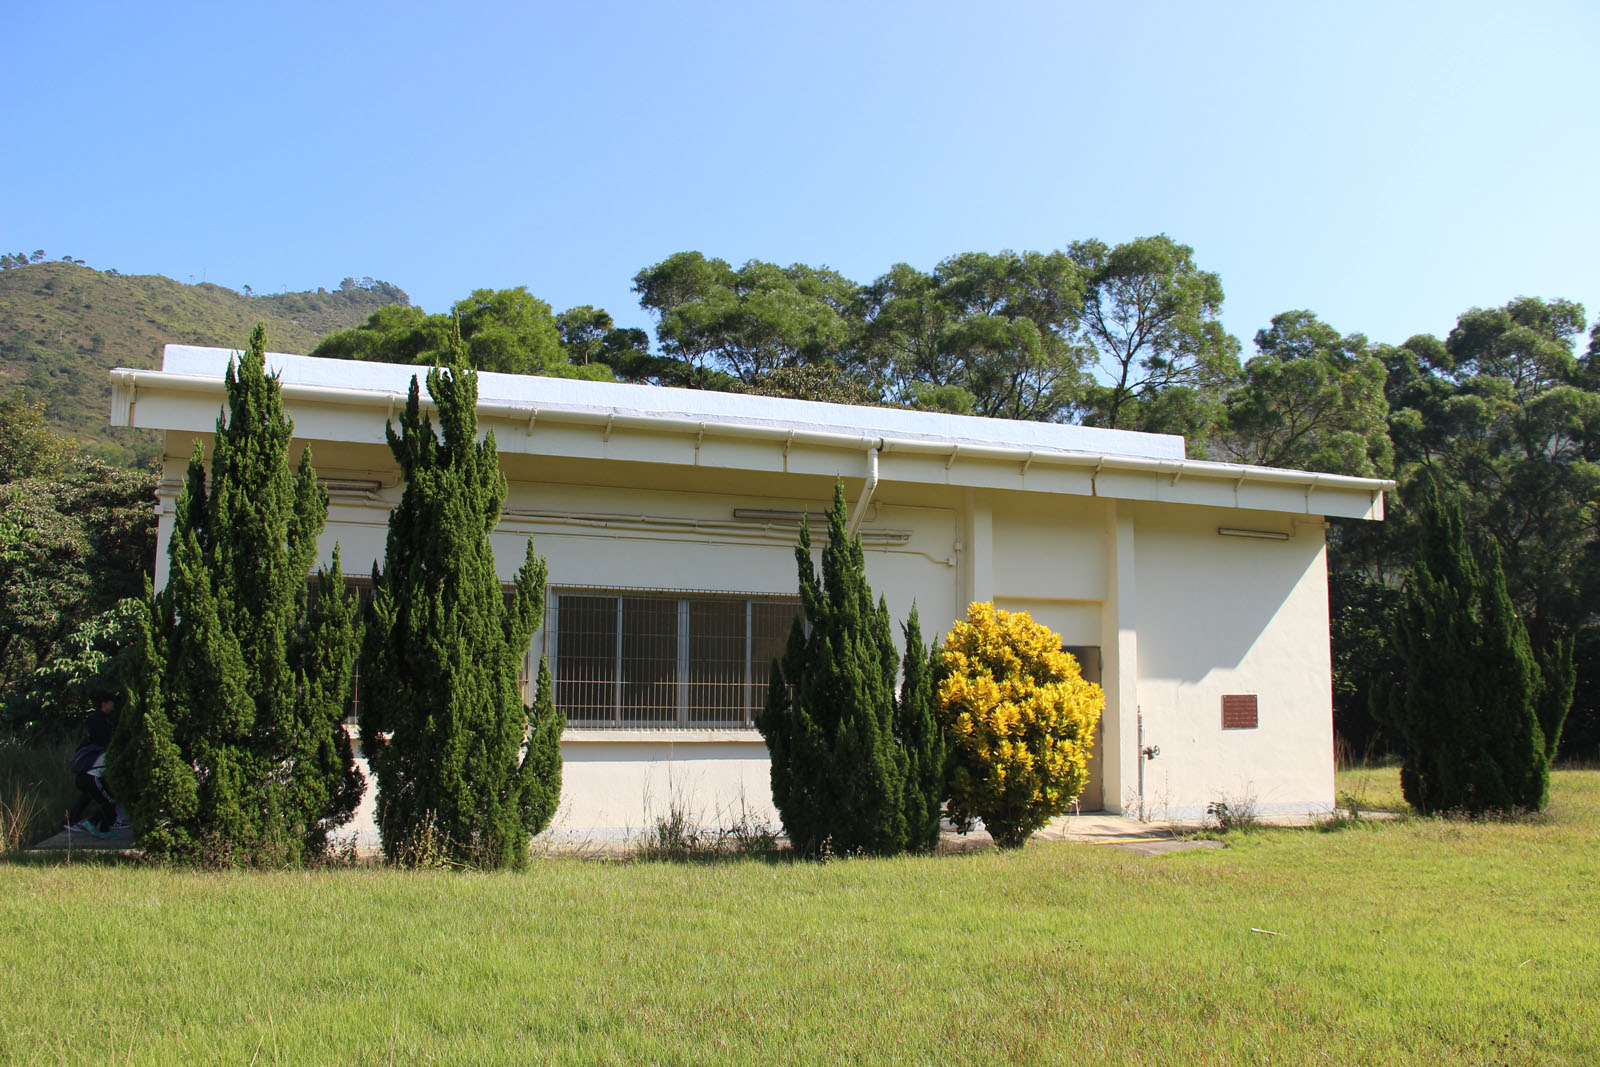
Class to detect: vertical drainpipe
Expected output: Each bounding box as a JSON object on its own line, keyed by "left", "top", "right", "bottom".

{"left": 846, "top": 443, "right": 881, "bottom": 538}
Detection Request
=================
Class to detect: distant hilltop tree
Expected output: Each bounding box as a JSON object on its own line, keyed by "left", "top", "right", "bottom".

{"left": 1, "top": 250, "right": 69, "bottom": 270}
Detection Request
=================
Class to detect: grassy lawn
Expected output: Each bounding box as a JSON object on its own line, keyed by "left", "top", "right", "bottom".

{"left": 1, "top": 772, "right": 1595, "bottom": 1065}
{"left": 1335, "top": 758, "right": 1409, "bottom": 813}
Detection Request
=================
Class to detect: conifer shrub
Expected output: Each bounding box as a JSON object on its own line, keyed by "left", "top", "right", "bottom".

{"left": 107, "top": 324, "right": 361, "bottom": 864}
{"left": 934, "top": 604, "right": 1103, "bottom": 848}
{"left": 898, "top": 607, "right": 946, "bottom": 853}
{"left": 758, "top": 480, "right": 943, "bottom": 857}
{"left": 1376, "top": 475, "right": 1573, "bottom": 813}
{"left": 359, "top": 356, "right": 562, "bottom": 869}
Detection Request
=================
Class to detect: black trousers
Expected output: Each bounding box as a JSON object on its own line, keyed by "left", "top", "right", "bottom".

{"left": 68, "top": 773, "right": 115, "bottom": 831}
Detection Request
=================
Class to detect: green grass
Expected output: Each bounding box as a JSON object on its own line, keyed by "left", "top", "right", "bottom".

{"left": 2, "top": 771, "right": 1596, "bottom": 1065}
{"left": 1335, "top": 758, "right": 1409, "bottom": 813}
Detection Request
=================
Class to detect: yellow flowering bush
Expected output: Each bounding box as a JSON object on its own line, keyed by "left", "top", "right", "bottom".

{"left": 935, "top": 603, "right": 1104, "bottom": 848}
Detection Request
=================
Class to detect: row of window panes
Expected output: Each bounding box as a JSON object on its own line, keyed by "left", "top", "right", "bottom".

{"left": 549, "top": 592, "right": 800, "bottom": 727}
{"left": 318, "top": 579, "right": 799, "bottom": 729}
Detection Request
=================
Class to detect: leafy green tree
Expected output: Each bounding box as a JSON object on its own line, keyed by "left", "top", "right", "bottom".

{"left": 0, "top": 389, "right": 71, "bottom": 482}
{"left": 0, "top": 457, "right": 155, "bottom": 707}
{"left": 1375, "top": 475, "right": 1572, "bottom": 813}
{"left": 1384, "top": 298, "right": 1597, "bottom": 654}
{"left": 359, "top": 357, "right": 560, "bottom": 868}
{"left": 1326, "top": 298, "right": 1597, "bottom": 757}
{"left": 2, "top": 599, "right": 143, "bottom": 740}
{"left": 555, "top": 305, "right": 650, "bottom": 371}
{"left": 929, "top": 251, "right": 1087, "bottom": 422}
{"left": 741, "top": 363, "right": 878, "bottom": 405}
{"left": 633, "top": 253, "right": 859, "bottom": 386}
{"left": 0, "top": 478, "right": 92, "bottom": 690}
{"left": 312, "top": 287, "right": 614, "bottom": 380}
{"left": 1070, "top": 235, "right": 1240, "bottom": 438}
{"left": 858, "top": 252, "right": 1087, "bottom": 421}
{"left": 758, "top": 481, "right": 938, "bottom": 856}
{"left": 1217, "top": 311, "right": 1393, "bottom": 477}
{"left": 108, "top": 325, "right": 360, "bottom": 863}
{"left": 856, "top": 262, "right": 953, "bottom": 400}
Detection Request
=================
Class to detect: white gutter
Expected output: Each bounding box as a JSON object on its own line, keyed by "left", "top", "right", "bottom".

{"left": 108, "top": 369, "right": 1397, "bottom": 498}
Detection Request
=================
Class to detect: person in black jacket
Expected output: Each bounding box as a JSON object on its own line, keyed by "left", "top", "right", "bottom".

{"left": 65, "top": 692, "right": 117, "bottom": 837}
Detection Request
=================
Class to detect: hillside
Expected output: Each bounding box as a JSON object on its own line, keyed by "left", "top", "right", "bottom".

{"left": 0, "top": 262, "right": 408, "bottom": 466}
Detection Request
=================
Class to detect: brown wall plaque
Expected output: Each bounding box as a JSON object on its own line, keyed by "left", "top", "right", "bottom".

{"left": 1222, "top": 694, "right": 1258, "bottom": 730}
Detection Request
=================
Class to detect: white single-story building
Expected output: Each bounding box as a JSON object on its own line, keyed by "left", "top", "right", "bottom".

{"left": 111, "top": 345, "right": 1391, "bottom": 837}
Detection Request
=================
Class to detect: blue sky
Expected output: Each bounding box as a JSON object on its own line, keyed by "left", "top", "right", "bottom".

{"left": 5, "top": 1, "right": 1596, "bottom": 354}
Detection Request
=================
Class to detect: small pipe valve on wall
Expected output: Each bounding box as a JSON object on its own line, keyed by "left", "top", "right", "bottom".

{"left": 1141, "top": 744, "right": 1160, "bottom": 760}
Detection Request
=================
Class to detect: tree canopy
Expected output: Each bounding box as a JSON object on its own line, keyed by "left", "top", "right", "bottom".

{"left": 1070, "top": 235, "right": 1240, "bottom": 439}
{"left": 312, "top": 287, "right": 616, "bottom": 380}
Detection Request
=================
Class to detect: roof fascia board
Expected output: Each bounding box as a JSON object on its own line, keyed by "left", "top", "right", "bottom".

{"left": 110, "top": 368, "right": 1392, "bottom": 521}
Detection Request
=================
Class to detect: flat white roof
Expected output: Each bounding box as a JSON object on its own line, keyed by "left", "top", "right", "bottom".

{"left": 160, "top": 344, "right": 1187, "bottom": 463}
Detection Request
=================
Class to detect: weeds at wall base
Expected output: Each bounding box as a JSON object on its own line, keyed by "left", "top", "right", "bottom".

{"left": 0, "top": 783, "right": 45, "bottom": 855}
{"left": 636, "top": 795, "right": 783, "bottom": 863}
{"left": 1205, "top": 790, "right": 1261, "bottom": 833}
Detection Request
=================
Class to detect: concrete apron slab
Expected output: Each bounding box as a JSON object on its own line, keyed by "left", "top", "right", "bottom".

{"left": 27, "top": 825, "right": 137, "bottom": 855}
{"left": 931, "top": 811, "right": 1219, "bottom": 854}
{"left": 963, "top": 812, "right": 1225, "bottom": 855}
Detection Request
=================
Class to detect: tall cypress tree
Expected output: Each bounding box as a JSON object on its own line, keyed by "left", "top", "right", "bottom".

{"left": 359, "top": 356, "right": 561, "bottom": 869}
{"left": 107, "top": 325, "right": 360, "bottom": 863}
{"left": 1376, "top": 474, "right": 1573, "bottom": 813}
{"left": 759, "top": 480, "right": 941, "bottom": 856}
{"left": 897, "top": 607, "right": 945, "bottom": 852}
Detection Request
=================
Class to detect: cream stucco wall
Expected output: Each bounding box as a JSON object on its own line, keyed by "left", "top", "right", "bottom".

{"left": 1128, "top": 503, "right": 1335, "bottom": 819}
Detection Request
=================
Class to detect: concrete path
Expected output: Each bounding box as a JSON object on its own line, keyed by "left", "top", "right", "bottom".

{"left": 27, "top": 824, "right": 136, "bottom": 855}
{"left": 939, "top": 811, "right": 1224, "bottom": 855}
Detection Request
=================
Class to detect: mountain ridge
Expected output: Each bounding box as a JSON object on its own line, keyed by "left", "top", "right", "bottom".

{"left": 0, "top": 261, "right": 408, "bottom": 466}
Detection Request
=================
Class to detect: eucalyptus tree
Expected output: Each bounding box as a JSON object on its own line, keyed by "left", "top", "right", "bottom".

{"left": 633, "top": 252, "right": 860, "bottom": 385}
{"left": 1386, "top": 298, "right": 1597, "bottom": 652}
{"left": 1069, "top": 235, "right": 1240, "bottom": 438}
{"left": 1216, "top": 311, "right": 1392, "bottom": 477}
{"left": 313, "top": 287, "right": 614, "bottom": 380}
{"left": 857, "top": 250, "right": 1087, "bottom": 421}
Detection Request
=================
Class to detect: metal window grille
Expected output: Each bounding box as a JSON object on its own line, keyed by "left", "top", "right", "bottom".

{"left": 551, "top": 590, "right": 802, "bottom": 728}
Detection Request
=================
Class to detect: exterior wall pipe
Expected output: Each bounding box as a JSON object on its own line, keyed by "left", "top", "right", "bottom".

{"left": 846, "top": 445, "right": 881, "bottom": 538}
